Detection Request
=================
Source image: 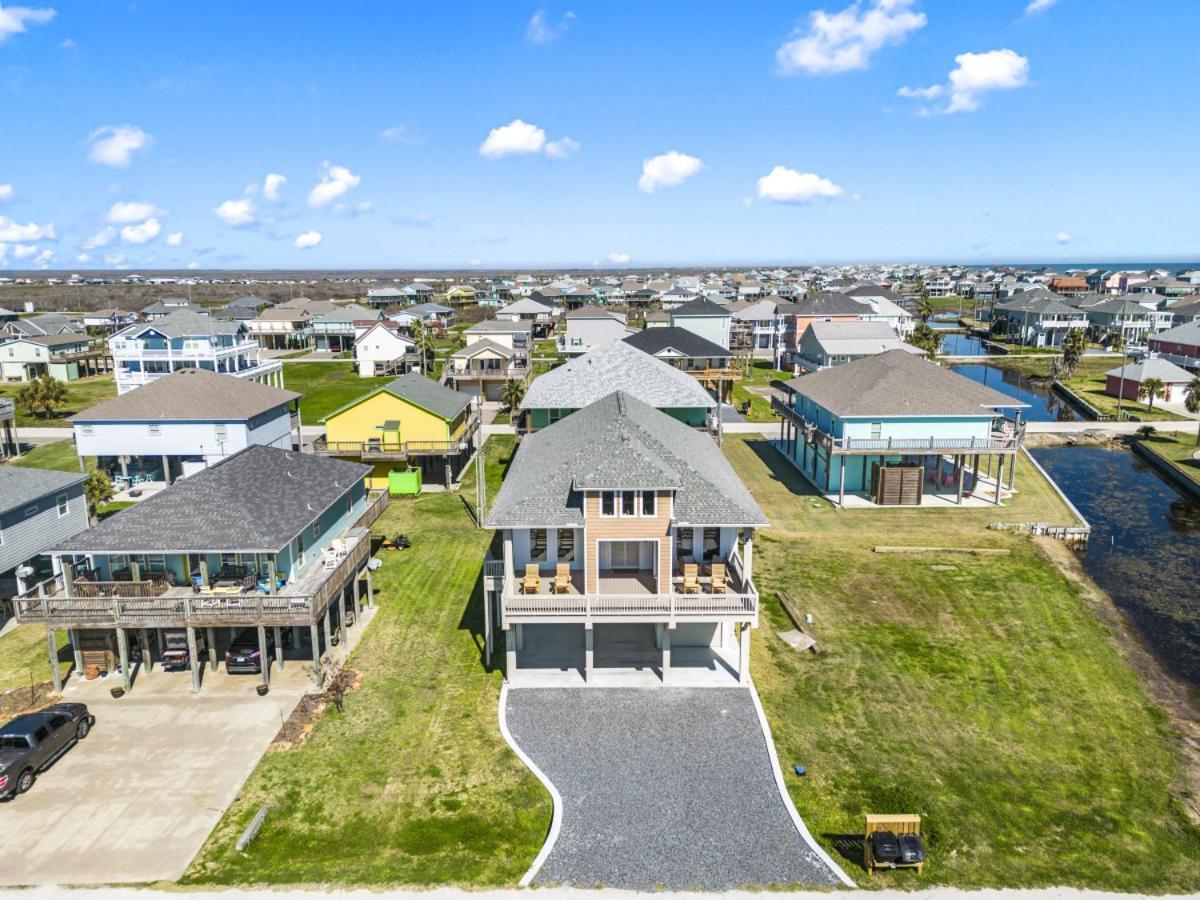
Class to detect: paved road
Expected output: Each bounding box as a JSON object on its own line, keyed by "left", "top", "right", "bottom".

{"left": 504, "top": 687, "right": 841, "bottom": 890}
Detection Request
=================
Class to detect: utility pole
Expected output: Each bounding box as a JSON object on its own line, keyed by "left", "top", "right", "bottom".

{"left": 1114, "top": 347, "right": 1130, "bottom": 421}
{"left": 475, "top": 428, "right": 486, "bottom": 528}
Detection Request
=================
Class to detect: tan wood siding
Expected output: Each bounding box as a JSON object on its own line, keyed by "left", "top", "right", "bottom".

{"left": 582, "top": 490, "right": 672, "bottom": 592}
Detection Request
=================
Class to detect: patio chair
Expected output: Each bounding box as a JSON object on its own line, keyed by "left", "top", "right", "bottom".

{"left": 522, "top": 564, "right": 541, "bottom": 594}
{"left": 682, "top": 563, "right": 701, "bottom": 595}
{"left": 554, "top": 563, "right": 571, "bottom": 594}
{"left": 710, "top": 562, "right": 728, "bottom": 594}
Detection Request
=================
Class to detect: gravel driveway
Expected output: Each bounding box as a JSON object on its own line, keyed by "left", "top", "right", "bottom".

{"left": 504, "top": 687, "right": 842, "bottom": 890}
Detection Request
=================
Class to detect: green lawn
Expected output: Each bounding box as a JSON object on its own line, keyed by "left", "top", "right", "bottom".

{"left": 0, "top": 375, "right": 117, "bottom": 427}
{"left": 1137, "top": 433, "right": 1200, "bottom": 486}
{"left": 0, "top": 624, "right": 72, "bottom": 696}
{"left": 5, "top": 438, "right": 84, "bottom": 472}
{"left": 280, "top": 362, "right": 391, "bottom": 422}
{"left": 726, "top": 436, "right": 1200, "bottom": 891}
{"left": 183, "top": 436, "right": 547, "bottom": 887}
{"left": 733, "top": 360, "right": 791, "bottom": 423}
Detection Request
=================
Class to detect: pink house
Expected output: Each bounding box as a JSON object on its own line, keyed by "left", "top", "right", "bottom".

{"left": 1105, "top": 357, "right": 1194, "bottom": 403}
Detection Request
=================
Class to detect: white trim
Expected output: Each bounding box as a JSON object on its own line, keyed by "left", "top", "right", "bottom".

{"left": 746, "top": 680, "right": 857, "bottom": 887}
{"left": 497, "top": 682, "right": 562, "bottom": 887}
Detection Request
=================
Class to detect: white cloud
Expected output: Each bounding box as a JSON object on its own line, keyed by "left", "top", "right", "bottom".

{"left": 166, "top": 231, "right": 183, "bottom": 246}
{"left": 76, "top": 252, "right": 90, "bottom": 263}
{"left": 262, "top": 172, "right": 286, "bottom": 202}
{"left": 87, "top": 124, "right": 153, "bottom": 168}
{"left": 214, "top": 198, "right": 255, "bottom": 226}
{"left": 106, "top": 200, "right": 160, "bottom": 223}
{"left": 294, "top": 230, "right": 322, "bottom": 249}
{"left": 186, "top": 261, "right": 200, "bottom": 270}
{"left": 526, "top": 10, "right": 575, "bottom": 44}
{"left": 59, "top": 36, "right": 75, "bottom": 49}
{"left": 1056, "top": 231, "right": 1070, "bottom": 244}
{"left": 121, "top": 217, "right": 161, "bottom": 244}
{"left": 13, "top": 243, "right": 38, "bottom": 259}
{"left": 544, "top": 137, "right": 581, "bottom": 159}
{"left": 0, "top": 5, "right": 55, "bottom": 43}
{"left": 899, "top": 49, "right": 1029, "bottom": 113}
{"left": 480, "top": 119, "right": 546, "bottom": 158}
{"left": 380, "top": 125, "right": 421, "bottom": 145}
{"left": 83, "top": 226, "right": 115, "bottom": 249}
{"left": 607, "top": 252, "right": 631, "bottom": 265}
{"left": 0, "top": 215, "right": 55, "bottom": 241}
{"left": 467, "top": 258, "right": 483, "bottom": 267}
{"left": 307, "top": 163, "right": 361, "bottom": 207}
{"left": 1025, "top": 0, "right": 1059, "bottom": 15}
{"left": 756, "top": 165, "right": 844, "bottom": 203}
{"left": 638, "top": 151, "right": 703, "bottom": 193}
{"left": 776, "top": 0, "right": 926, "bottom": 75}
{"left": 334, "top": 200, "right": 374, "bottom": 216}
{"left": 410, "top": 211, "right": 433, "bottom": 225}
{"left": 35, "top": 248, "right": 53, "bottom": 267}
{"left": 0, "top": 184, "right": 12, "bottom": 202}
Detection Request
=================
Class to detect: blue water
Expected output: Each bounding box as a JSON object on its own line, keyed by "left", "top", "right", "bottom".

{"left": 1033, "top": 445, "right": 1200, "bottom": 689}
{"left": 936, "top": 332, "right": 987, "bottom": 355}
{"left": 950, "top": 363, "right": 1082, "bottom": 422}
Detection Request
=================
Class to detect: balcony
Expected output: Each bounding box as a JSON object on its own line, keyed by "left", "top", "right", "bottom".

{"left": 496, "top": 551, "right": 758, "bottom": 626}
{"left": 110, "top": 339, "right": 262, "bottom": 360}
{"left": 771, "top": 396, "right": 1023, "bottom": 453}
{"left": 13, "top": 527, "right": 373, "bottom": 629}
{"left": 114, "top": 358, "right": 282, "bottom": 389}
{"left": 312, "top": 414, "right": 479, "bottom": 459}
{"left": 445, "top": 362, "right": 529, "bottom": 381}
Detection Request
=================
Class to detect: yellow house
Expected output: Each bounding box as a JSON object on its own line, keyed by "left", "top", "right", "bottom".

{"left": 318, "top": 372, "right": 478, "bottom": 489}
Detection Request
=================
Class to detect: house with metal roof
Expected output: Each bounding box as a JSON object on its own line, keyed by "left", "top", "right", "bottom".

{"left": 12, "top": 444, "right": 386, "bottom": 693}
{"left": 482, "top": 390, "right": 767, "bottom": 686}
{"left": 72, "top": 369, "right": 301, "bottom": 486}
{"left": 109, "top": 309, "right": 282, "bottom": 394}
{"left": 0, "top": 466, "right": 88, "bottom": 605}
{"left": 774, "top": 350, "right": 1029, "bottom": 507}
{"left": 794, "top": 321, "right": 926, "bottom": 372}
{"left": 315, "top": 371, "right": 479, "bottom": 489}
{"left": 520, "top": 340, "right": 716, "bottom": 432}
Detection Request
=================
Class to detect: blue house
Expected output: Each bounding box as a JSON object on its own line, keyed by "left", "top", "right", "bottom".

{"left": 13, "top": 445, "right": 388, "bottom": 692}
{"left": 771, "top": 350, "right": 1028, "bottom": 507}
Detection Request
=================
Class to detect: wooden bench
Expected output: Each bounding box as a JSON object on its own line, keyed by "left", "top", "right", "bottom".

{"left": 865, "top": 813, "right": 924, "bottom": 874}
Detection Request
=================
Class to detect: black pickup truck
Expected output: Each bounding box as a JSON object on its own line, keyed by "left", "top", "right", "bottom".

{"left": 0, "top": 703, "right": 94, "bottom": 798}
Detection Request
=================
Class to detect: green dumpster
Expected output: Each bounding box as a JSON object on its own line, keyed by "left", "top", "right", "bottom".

{"left": 388, "top": 467, "right": 422, "bottom": 495}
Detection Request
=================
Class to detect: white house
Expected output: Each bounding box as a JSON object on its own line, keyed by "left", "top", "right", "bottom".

{"left": 558, "top": 306, "right": 633, "bottom": 357}
{"left": 109, "top": 309, "right": 282, "bottom": 394}
{"left": 72, "top": 369, "right": 300, "bottom": 485}
{"left": 355, "top": 321, "right": 417, "bottom": 377}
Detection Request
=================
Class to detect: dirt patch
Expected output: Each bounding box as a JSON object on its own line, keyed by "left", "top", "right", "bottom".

{"left": 1034, "top": 537, "right": 1200, "bottom": 825}
{"left": 268, "top": 668, "right": 364, "bottom": 751}
{"left": 0, "top": 681, "right": 58, "bottom": 718}
{"left": 1023, "top": 430, "right": 1122, "bottom": 450}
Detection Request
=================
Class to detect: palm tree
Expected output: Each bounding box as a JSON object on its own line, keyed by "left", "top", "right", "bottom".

{"left": 915, "top": 297, "right": 934, "bottom": 323}
{"left": 1136, "top": 424, "right": 1157, "bottom": 442}
{"left": 1060, "top": 328, "right": 1087, "bottom": 378}
{"left": 906, "top": 321, "right": 942, "bottom": 356}
{"left": 1184, "top": 374, "right": 1200, "bottom": 446}
{"left": 410, "top": 321, "right": 436, "bottom": 374}
{"left": 84, "top": 469, "right": 114, "bottom": 524}
{"left": 15, "top": 374, "right": 69, "bottom": 420}
{"left": 500, "top": 378, "right": 525, "bottom": 412}
{"left": 1138, "top": 377, "right": 1165, "bottom": 411}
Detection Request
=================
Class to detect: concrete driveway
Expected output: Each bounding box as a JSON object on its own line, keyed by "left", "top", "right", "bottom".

{"left": 504, "top": 687, "right": 844, "bottom": 890}
{"left": 0, "top": 663, "right": 311, "bottom": 886}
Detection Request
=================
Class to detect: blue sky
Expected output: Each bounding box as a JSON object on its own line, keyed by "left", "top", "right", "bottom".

{"left": 0, "top": 0, "right": 1196, "bottom": 269}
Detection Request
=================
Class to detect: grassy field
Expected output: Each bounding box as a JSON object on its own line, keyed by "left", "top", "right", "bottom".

{"left": 183, "top": 436, "right": 548, "bottom": 887}
{"left": 281, "top": 362, "right": 391, "bottom": 422}
{"left": 1137, "top": 433, "right": 1200, "bottom": 486}
{"left": 1060, "top": 358, "right": 1189, "bottom": 421}
{"left": 0, "top": 624, "right": 72, "bottom": 696}
{"left": 5, "top": 438, "right": 83, "bottom": 472}
{"left": 732, "top": 359, "right": 791, "bottom": 423}
{"left": 0, "top": 375, "right": 117, "bottom": 427}
{"left": 726, "top": 436, "right": 1200, "bottom": 891}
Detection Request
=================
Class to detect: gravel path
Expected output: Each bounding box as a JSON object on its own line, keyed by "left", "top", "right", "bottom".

{"left": 504, "top": 687, "right": 841, "bottom": 890}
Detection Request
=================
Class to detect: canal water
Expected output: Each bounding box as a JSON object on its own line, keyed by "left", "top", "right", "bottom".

{"left": 930, "top": 319, "right": 988, "bottom": 356}
{"left": 1032, "top": 445, "right": 1200, "bottom": 691}
{"left": 950, "top": 363, "right": 1082, "bottom": 422}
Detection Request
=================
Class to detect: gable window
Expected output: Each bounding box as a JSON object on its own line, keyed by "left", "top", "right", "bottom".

{"left": 80, "top": 425, "right": 94, "bottom": 436}
{"left": 600, "top": 491, "right": 616, "bottom": 516}
{"left": 556, "top": 529, "right": 575, "bottom": 562}
{"left": 530, "top": 529, "right": 547, "bottom": 562}
{"left": 870, "top": 422, "right": 882, "bottom": 440}
{"left": 621, "top": 491, "right": 637, "bottom": 517}
{"left": 147, "top": 424, "right": 161, "bottom": 436}
{"left": 641, "top": 491, "right": 656, "bottom": 516}
{"left": 56, "top": 493, "right": 69, "bottom": 517}
{"left": 214, "top": 424, "right": 228, "bottom": 442}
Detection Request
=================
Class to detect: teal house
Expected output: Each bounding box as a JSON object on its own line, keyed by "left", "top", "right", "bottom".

{"left": 772, "top": 350, "right": 1028, "bottom": 507}
{"left": 519, "top": 340, "right": 715, "bottom": 433}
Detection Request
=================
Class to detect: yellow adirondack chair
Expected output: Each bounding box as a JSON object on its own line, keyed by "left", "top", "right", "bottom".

{"left": 710, "top": 562, "right": 727, "bottom": 594}
{"left": 682, "top": 563, "right": 701, "bottom": 594}
{"left": 522, "top": 564, "right": 541, "bottom": 594}
{"left": 554, "top": 563, "right": 571, "bottom": 594}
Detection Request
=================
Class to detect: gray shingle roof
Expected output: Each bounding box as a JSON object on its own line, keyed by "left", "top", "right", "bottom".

{"left": 623, "top": 326, "right": 732, "bottom": 360}
{"left": 0, "top": 467, "right": 86, "bottom": 516}
{"left": 70, "top": 369, "right": 299, "bottom": 423}
{"left": 1103, "top": 357, "right": 1194, "bottom": 383}
{"left": 487, "top": 392, "right": 768, "bottom": 528}
{"left": 521, "top": 341, "right": 716, "bottom": 412}
{"left": 130, "top": 309, "right": 241, "bottom": 339}
{"left": 805, "top": 321, "right": 925, "bottom": 356}
{"left": 1151, "top": 321, "right": 1200, "bottom": 344}
{"left": 380, "top": 372, "right": 472, "bottom": 420}
{"left": 671, "top": 298, "right": 730, "bottom": 318}
{"left": 467, "top": 319, "right": 533, "bottom": 334}
{"left": 53, "top": 445, "right": 370, "bottom": 554}
{"left": 450, "top": 337, "right": 515, "bottom": 360}
{"left": 786, "top": 349, "right": 1027, "bottom": 417}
